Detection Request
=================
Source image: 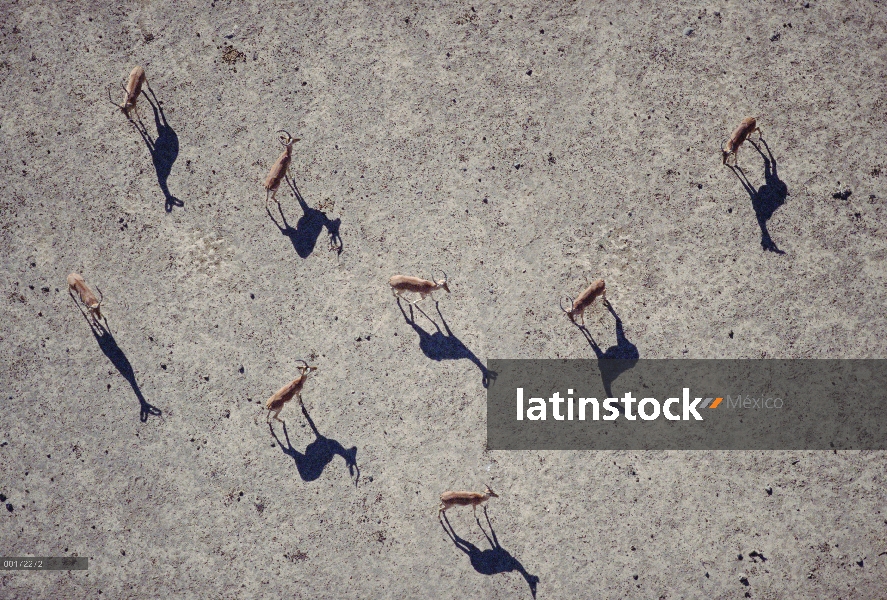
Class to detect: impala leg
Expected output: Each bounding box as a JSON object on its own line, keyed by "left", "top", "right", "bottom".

{"left": 601, "top": 290, "right": 610, "bottom": 307}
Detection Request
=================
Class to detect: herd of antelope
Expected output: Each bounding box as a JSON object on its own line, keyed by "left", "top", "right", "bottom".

{"left": 68, "top": 65, "right": 760, "bottom": 520}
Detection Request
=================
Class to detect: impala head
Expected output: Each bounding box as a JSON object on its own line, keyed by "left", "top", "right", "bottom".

{"left": 559, "top": 296, "right": 576, "bottom": 319}
{"left": 433, "top": 270, "right": 450, "bottom": 293}
{"left": 91, "top": 286, "right": 104, "bottom": 308}
{"left": 484, "top": 484, "right": 498, "bottom": 498}
{"left": 721, "top": 138, "right": 732, "bottom": 165}
{"left": 108, "top": 84, "right": 133, "bottom": 113}
{"left": 85, "top": 286, "right": 104, "bottom": 321}
{"left": 277, "top": 130, "right": 300, "bottom": 150}
{"left": 295, "top": 358, "right": 317, "bottom": 375}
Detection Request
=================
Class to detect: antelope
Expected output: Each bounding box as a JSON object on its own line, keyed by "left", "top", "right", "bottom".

{"left": 389, "top": 272, "right": 450, "bottom": 305}
{"left": 108, "top": 66, "right": 148, "bottom": 120}
{"left": 264, "top": 130, "right": 300, "bottom": 207}
{"left": 722, "top": 117, "right": 762, "bottom": 166}
{"left": 266, "top": 360, "right": 317, "bottom": 423}
{"left": 560, "top": 278, "right": 608, "bottom": 326}
{"left": 439, "top": 485, "right": 499, "bottom": 518}
{"left": 67, "top": 273, "right": 104, "bottom": 324}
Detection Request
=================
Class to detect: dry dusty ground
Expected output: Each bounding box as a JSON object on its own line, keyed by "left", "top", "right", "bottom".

{"left": 1, "top": 0, "right": 886, "bottom": 598}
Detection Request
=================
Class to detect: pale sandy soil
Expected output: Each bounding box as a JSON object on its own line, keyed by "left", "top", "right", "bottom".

{"left": 1, "top": 1, "right": 886, "bottom": 598}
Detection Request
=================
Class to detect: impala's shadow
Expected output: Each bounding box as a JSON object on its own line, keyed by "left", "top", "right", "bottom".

{"left": 266, "top": 178, "right": 342, "bottom": 258}
{"left": 269, "top": 404, "right": 359, "bottom": 485}
{"left": 397, "top": 299, "right": 496, "bottom": 388}
{"left": 72, "top": 301, "right": 162, "bottom": 422}
{"left": 441, "top": 510, "right": 538, "bottom": 598}
{"left": 729, "top": 137, "right": 787, "bottom": 254}
{"left": 577, "top": 303, "right": 639, "bottom": 399}
{"left": 131, "top": 85, "right": 182, "bottom": 212}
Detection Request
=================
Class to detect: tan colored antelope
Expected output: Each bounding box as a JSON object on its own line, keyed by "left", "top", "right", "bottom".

{"left": 108, "top": 66, "right": 148, "bottom": 119}
{"left": 722, "top": 116, "right": 762, "bottom": 166}
{"left": 439, "top": 485, "right": 499, "bottom": 518}
{"left": 389, "top": 272, "right": 450, "bottom": 305}
{"left": 560, "top": 278, "right": 608, "bottom": 326}
{"left": 67, "top": 273, "right": 104, "bottom": 324}
{"left": 266, "top": 360, "right": 317, "bottom": 423}
{"left": 264, "top": 131, "right": 300, "bottom": 207}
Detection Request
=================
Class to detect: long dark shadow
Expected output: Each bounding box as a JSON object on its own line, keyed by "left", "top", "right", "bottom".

{"left": 265, "top": 178, "right": 342, "bottom": 259}
{"left": 131, "top": 85, "right": 182, "bottom": 212}
{"left": 269, "top": 404, "right": 359, "bottom": 485}
{"left": 397, "top": 299, "right": 496, "bottom": 388}
{"left": 729, "top": 137, "right": 787, "bottom": 254}
{"left": 72, "top": 300, "right": 162, "bottom": 422}
{"left": 577, "top": 303, "right": 639, "bottom": 399}
{"left": 441, "top": 510, "right": 538, "bottom": 598}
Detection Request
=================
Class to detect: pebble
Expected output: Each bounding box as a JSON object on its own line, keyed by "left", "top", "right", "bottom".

{"left": 766, "top": 486, "right": 773, "bottom": 495}
{"left": 513, "top": 163, "right": 521, "bottom": 169}
{"left": 683, "top": 27, "right": 694, "bottom": 36}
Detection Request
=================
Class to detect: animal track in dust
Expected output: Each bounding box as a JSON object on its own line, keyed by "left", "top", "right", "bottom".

{"left": 177, "top": 231, "right": 235, "bottom": 278}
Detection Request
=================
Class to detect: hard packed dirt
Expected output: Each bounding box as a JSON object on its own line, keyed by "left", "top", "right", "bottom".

{"left": 1, "top": 1, "right": 885, "bottom": 597}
